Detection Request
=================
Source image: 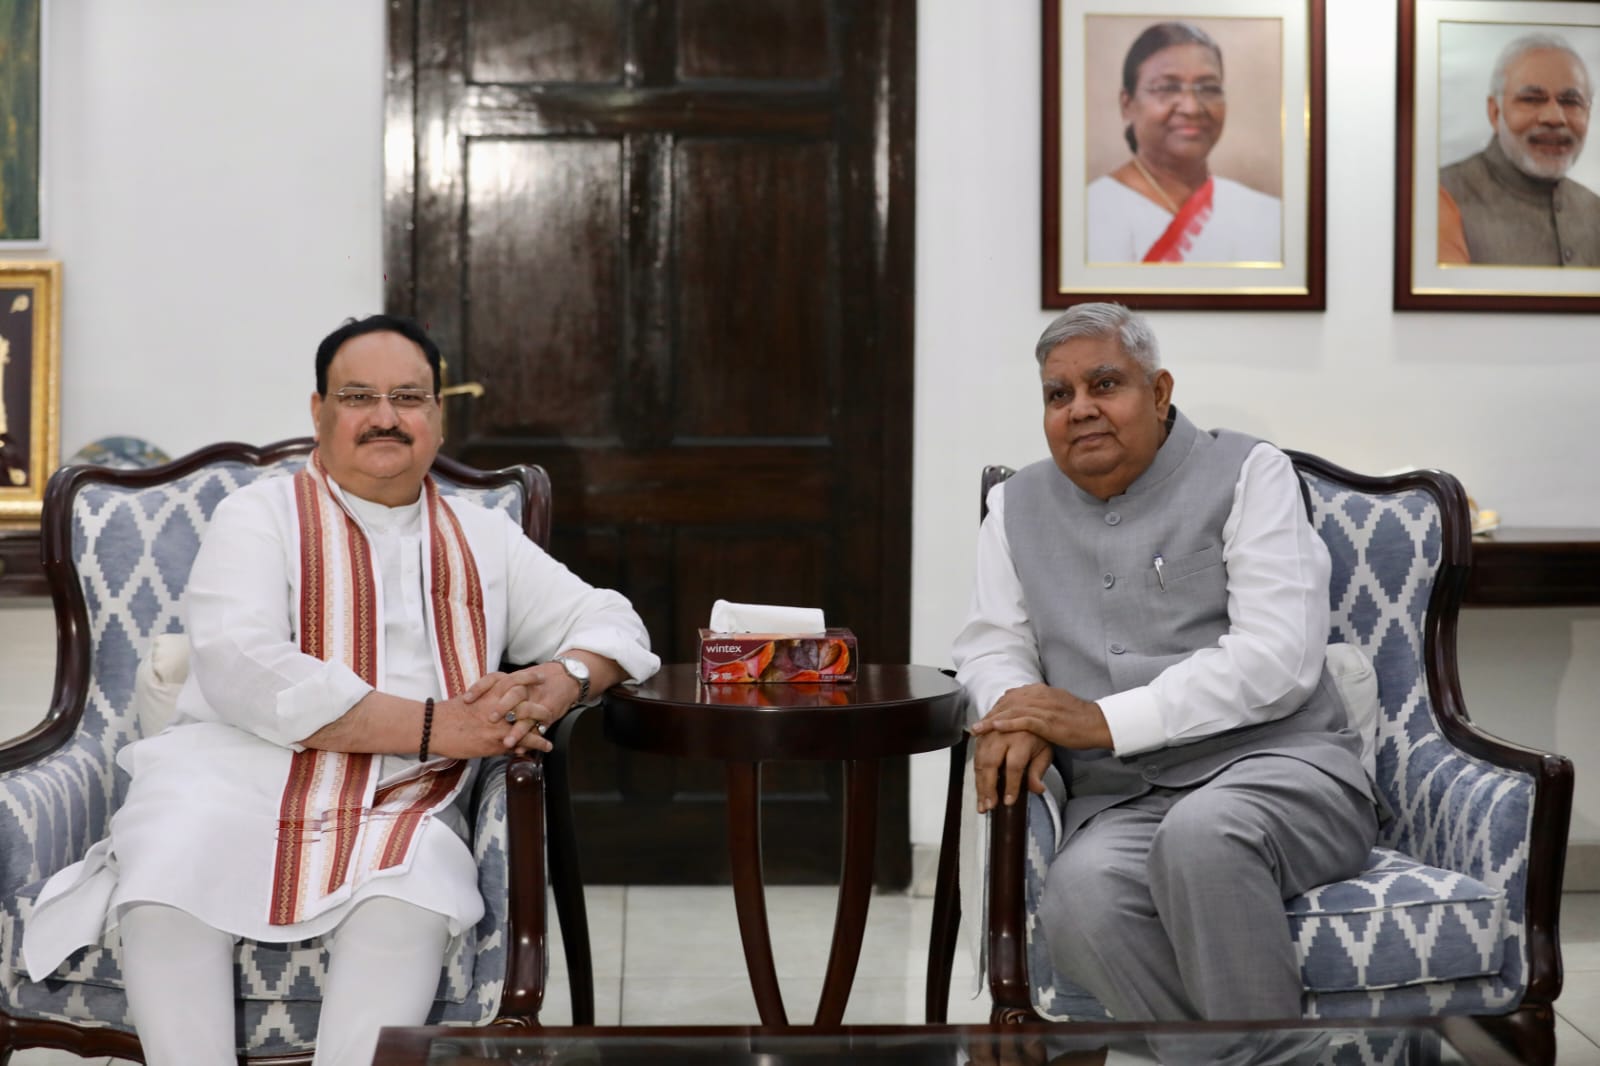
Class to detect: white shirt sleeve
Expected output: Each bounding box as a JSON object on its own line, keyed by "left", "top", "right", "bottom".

{"left": 496, "top": 510, "right": 661, "bottom": 684}
{"left": 178, "top": 485, "right": 373, "bottom": 749}
{"left": 951, "top": 481, "right": 1044, "bottom": 724}
{"left": 951, "top": 446, "right": 1331, "bottom": 756}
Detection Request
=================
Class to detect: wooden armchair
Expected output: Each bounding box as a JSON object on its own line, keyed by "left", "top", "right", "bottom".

{"left": 978, "top": 454, "right": 1573, "bottom": 1063}
{"left": 0, "top": 438, "right": 564, "bottom": 1061}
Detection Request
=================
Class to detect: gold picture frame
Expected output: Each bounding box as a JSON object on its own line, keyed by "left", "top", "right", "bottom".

{"left": 1395, "top": 0, "right": 1600, "bottom": 310}
{"left": 1042, "top": 0, "right": 1326, "bottom": 310}
{"left": 0, "top": 260, "right": 61, "bottom": 522}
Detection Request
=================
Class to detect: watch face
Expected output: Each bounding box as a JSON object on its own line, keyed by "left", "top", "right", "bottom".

{"left": 560, "top": 656, "right": 590, "bottom": 681}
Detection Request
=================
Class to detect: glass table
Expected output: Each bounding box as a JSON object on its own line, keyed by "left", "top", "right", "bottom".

{"left": 374, "top": 1019, "right": 1523, "bottom": 1065}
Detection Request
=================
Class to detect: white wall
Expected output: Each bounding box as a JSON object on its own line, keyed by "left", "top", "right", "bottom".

{"left": 908, "top": 4, "right": 1600, "bottom": 850}
{"left": 8, "top": 1, "right": 387, "bottom": 456}
{"left": 8, "top": 3, "right": 1595, "bottom": 859}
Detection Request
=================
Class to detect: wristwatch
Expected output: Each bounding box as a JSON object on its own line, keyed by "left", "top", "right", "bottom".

{"left": 553, "top": 655, "right": 591, "bottom": 708}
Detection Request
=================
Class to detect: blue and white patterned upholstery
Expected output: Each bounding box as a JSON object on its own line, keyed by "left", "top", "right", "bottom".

{"left": 1013, "top": 465, "right": 1543, "bottom": 1024}
{"left": 0, "top": 446, "right": 533, "bottom": 1057}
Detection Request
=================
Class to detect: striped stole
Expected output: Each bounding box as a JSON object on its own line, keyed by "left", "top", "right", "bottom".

{"left": 268, "top": 452, "right": 487, "bottom": 926}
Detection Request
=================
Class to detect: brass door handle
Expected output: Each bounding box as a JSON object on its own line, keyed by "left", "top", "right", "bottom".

{"left": 439, "top": 382, "right": 484, "bottom": 400}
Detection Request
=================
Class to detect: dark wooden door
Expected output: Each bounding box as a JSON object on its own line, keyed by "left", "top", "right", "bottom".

{"left": 385, "top": 0, "right": 916, "bottom": 885}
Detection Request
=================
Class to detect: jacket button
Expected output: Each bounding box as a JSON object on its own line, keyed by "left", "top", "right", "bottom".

{"left": 1102, "top": 573, "right": 1114, "bottom": 588}
{"left": 1109, "top": 643, "right": 1126, "bottom": 655}
{"left": 1142, "top": 765, "right": 1161, "bottom": 782}
{"left": 1105, "top": 512, "right": 1121, "bottom": 526}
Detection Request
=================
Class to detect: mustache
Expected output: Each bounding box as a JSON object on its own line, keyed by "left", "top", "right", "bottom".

{"left": 358, "top": 427, "right": 414, "bottom": 445}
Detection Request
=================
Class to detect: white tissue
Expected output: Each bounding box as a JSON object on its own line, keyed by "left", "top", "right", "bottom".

{"left": 708, "top": 599, "right": 826, "bottom": 634}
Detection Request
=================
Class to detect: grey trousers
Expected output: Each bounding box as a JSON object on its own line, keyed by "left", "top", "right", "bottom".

{"left": 1037, "top": 753, "right": 1377, "bottom": 1022}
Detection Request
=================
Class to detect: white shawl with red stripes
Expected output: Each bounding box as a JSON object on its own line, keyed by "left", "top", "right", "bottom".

{"left": 268, "top": 452, "right": 486, "bottom": 926}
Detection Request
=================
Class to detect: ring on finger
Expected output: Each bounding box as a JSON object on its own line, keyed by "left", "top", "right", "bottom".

{"left": 504, "top": 710, "right": 517, "bottom": 724}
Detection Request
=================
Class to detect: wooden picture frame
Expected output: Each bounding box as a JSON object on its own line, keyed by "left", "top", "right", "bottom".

{"left": 0, "top": 261, "right": 61, "bottom": 523}
{"left": 1396, "top": 0, "right": 1600, "bottom": 310}
{"left": 1042, "top": 0, "right": 1325, "bottom": 310}
{"left": 0, "top": 0, "right": 46, "bottom": 248}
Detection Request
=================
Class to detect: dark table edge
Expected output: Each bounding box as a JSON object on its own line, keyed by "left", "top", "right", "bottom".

{"left": 374, "top": 1015, "right": 1516, "bottom": 1063}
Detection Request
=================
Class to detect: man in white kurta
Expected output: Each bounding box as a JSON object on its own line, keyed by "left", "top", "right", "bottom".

{"left": 23, "top": 315, "right": 660, "bottom": 1066}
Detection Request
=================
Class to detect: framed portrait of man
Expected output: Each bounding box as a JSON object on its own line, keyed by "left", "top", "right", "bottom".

{"left": 1396, "top": 0, "right": 1600, "bottom": 310}
{"left": 1042, "top": 0, "right": 1325, "bottom": 310}
{"left": 0, "top": 261, "right": 61, "bottom": 523}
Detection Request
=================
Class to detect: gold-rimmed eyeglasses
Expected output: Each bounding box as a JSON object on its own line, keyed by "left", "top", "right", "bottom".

{"left": 333, "top": 387, "right": 436, "bottom": 410}
{"left": 1139, "top": 80, "right": 1225, "bottom": 106}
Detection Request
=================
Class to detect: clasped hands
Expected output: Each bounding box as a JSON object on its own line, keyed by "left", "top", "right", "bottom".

{"left": 969, "top": 683, "right": 1112, "bottom": 814}
{"left": 436, "top": 664, "right": 581, "bottom": 758}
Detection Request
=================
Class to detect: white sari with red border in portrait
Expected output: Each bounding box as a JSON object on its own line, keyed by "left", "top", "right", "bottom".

{"left": 1087, "top": 174, "right": 1282, "bottom": 265}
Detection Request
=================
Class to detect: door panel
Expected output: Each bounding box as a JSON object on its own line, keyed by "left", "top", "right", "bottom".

{"left": 387, "top": 0, "right": 915, "bottom": 885}
{"left": 675, "top": 140, "right": 835, "bottom": 439}
{"left": 465, "top": 139, "right": 624, "bottom": 434}
{"left": 677, "top": 0, "right": 831, "bottom": 80}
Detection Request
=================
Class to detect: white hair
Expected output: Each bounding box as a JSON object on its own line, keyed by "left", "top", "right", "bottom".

{"left": 1034, "top": 302, "right": 1161, "bottom": 376}
{"left": 1490, "top": 33, "right": 1591, "bottom": 99}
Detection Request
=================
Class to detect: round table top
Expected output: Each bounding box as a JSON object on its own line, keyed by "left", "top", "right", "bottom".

{"left": 601, "top": 663, "right": 966, "bottom": 761}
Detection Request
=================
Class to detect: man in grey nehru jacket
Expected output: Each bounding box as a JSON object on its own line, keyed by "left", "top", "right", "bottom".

{"left": 953, "top": 302, "right": 1377, "bottom": 1021}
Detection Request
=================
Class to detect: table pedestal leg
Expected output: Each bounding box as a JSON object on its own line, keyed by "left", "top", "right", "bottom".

{"left": 925, "top": 735, "right": 966, "bottom": 1022}
{"left": 814, "top": 758, "right": 880, "bottom": 1025}
{"left": 726, "top": 761, "right": 788, "bottom": 1025}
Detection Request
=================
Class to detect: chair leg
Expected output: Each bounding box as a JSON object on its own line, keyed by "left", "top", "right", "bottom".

{"left": 1477, "top": 1005, "right": 1556, "bottom": 1066}
{"left": 546, "top": 708, "right": 595, "bottom": 1026}
{"left": 925, "top": 734, "right": 966, "bottom": 1022}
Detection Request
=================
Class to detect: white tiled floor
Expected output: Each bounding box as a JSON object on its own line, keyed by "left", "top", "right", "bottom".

{"left": 4, "top": 600, "right": 1600, "bottom": 1062}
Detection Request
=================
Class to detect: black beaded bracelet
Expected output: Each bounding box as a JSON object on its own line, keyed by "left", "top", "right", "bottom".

{"left": 419, "top": 697, "right": 434, "bottom": 761}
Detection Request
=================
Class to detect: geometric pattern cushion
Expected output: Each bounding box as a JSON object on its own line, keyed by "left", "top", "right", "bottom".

{"left": 1021, "top": 468, "right": 1537, "bottom": 1023}
{"left": 1290, "top": 847, "right": 1505, "bottom": 992}
{"left": 0, "top": 451, "right": 528, "bottom": 1055}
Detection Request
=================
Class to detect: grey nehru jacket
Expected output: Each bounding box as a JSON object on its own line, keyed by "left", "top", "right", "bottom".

{"left": 1440, "top": 137, "right": 1600, "bottom": 266}
{"left": 1003, "top": 408, "right": 1369, "bottom": 840}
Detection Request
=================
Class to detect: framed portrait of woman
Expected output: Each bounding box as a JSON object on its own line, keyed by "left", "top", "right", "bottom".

{"left": 1042, "top": 0, "right": 1325, "bottom": 310}
{"left": 1395, "top": 0, "right": 1600, "bottom": 311}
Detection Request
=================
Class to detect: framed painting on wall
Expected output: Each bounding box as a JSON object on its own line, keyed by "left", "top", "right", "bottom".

{"left": 1042, "top": 0, "right": 1326, "bottom": 310}
{"left": 0, "top": 0, "right": 45, "bottom": 248}
{"left": 0, "top": 261, "right": 60, "bottom": 523}
{"left": 1396, "top": 0, "right": 1600, "bottom": 310}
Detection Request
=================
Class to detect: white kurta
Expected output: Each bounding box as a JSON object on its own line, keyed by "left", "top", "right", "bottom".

{"left": 24, "top": 476, "right": 660, "bottom": 979}
{"left": 1086, "top": 174, "right": 1282, "bottom": 265}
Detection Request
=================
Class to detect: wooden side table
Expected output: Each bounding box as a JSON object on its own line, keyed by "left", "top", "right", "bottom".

{"left": 598, "top": 663, "right": 965, "bottom": 1026}
{"left": 1465, "top": 527, "right": 1600, "bottom": 607}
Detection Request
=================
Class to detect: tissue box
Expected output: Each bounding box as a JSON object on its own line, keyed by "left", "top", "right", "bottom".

{"left": 698, "top": 628, "right": 857, "bottom": 683}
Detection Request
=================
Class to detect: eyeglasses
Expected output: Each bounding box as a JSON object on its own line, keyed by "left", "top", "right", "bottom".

{"left": 1507, "top": 88, "right": 1591, "bottom": 115}
{"left": 1139, "top": 80, "right": 1225, "bottom": 105}
{"left": 333, "top": 387, "right": 436, "bottom": 410}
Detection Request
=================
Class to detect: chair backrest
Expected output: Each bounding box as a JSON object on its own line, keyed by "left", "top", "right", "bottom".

{"left": 1286, "top": 453, "right": 1504, "bottom": 862}
{"left": 0, "top": 438, "right": 548, "bottom": 853}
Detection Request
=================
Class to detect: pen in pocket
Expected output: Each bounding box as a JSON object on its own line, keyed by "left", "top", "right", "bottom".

{"left": 1153, "top": 553, "right": 1166, "bottom": 590}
